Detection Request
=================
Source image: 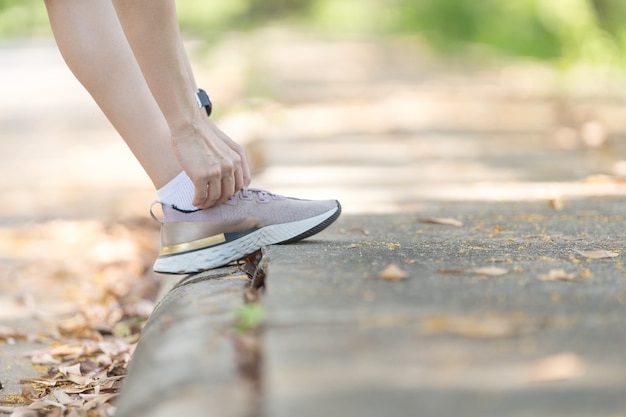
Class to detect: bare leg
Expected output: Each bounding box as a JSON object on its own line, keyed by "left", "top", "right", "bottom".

{"left": 112, "top": 0, "right": 251, "bottom": 206}
{"left": 43, "top": 0, "right": 181, "bottom": 189}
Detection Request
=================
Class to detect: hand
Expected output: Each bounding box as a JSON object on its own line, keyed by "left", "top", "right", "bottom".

{"left": 170, "top": 116, "right": 251, "bottom": 208}
{"left": 212, "top": 120, "right": 252, "bottom": 189}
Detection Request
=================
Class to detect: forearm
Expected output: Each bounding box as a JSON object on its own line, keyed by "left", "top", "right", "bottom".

{"left": 112, "top": 0, "right": 200, "bottom": 136}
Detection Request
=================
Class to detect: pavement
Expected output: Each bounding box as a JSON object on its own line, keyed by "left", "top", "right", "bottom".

{"left": 262, "top": 201, "right": 626, "bottom": 417}
{"left": 114, "top": 267, "right": 256, "bottom": 417}
{"left": 111, "top": 199, "right": 626, "bottom": 417}
{"left": 2, "top": 29, "right": 626, "bottom": 417}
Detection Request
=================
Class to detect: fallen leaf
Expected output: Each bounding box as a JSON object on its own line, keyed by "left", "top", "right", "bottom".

{"left": 53, "top": 389, "right": 78, "bottom": 406}
{"left": 348, "top": 227, "right": 369, "bottom": 235}
{"left": 473, "top": 266, "right": 508, "bottom": 276}
{"left": 422, "top": 316, "right": 521, "bottom": 338}
{"left": 537, "top": 269, "right": 577, "bottom": 282}
{"left": 582, "top": 174, "right": 615, "bottom": 183}
{"left": 528, "top": 353, "right": 586, "bottom": 382}
{"left": 59, "top": 363, "right": 82, "bottom": 377}
{"left": 66, "top": 373, "right": 93, "bottom": 386}
{"left": 437, "top": 268, "right": 468, "bottom": 274}
{"left": 0, "top": 325, "right": 26, "bottom": 342}
{"left": 9, "top": 406, "right": 48, "bottom": 417}
{"left": 548, "top": 198, "right": 564, "bottom": 211}
{"left": 28, "top": 352, "right": 61, "bottom": 365}
{"left": 19, "top": 377, "right": 59, "bottom": 387}
{"left": 81, "top": 393, "right": 118, "bottom": 409}
{"left": 21, "top": 384, "right": 37, "bottom": 400}
{"left": 378, "top": 264, "right": 408, "bottom": 281}
{"left": 418, "top": 217, "right": 463, "bottom": 227}
{"left": 576, "top": 250, "right": 619, "bottom": 259}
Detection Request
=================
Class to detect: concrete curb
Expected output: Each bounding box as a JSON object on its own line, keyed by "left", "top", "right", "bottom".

{"left": 114, "top": 266, "right": 255, "bottom": 417}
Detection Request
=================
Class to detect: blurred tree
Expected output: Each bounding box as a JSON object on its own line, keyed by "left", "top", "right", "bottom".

{"left": 244, "top": 0, "right": 314, "bottom": 21}
{"left": 391, "top": 0, "right": 624, "bottom": 64}
{"left": 1, "top": 0, "right": 625, "bottom": 66}
{"left": 0, "top": 0, "right": 49, "bottom": 37}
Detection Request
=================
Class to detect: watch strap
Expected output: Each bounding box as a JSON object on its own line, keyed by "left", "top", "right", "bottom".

{"left": 195, "top": 88, "right": 212, "bottom": 117}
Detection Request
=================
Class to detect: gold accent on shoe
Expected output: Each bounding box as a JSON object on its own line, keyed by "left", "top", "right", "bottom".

{"left": 159, "top": 233, "right": 227, "bottom": 256}
{"left": 160, "top": 218, "right": 263, "bottom": 247}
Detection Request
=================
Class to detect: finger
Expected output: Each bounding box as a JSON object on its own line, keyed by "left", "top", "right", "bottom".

{"left": 218, "top": 134, "right": 251, "bottom": 187}
{"left": 240, "top": 154, "right": 251, "bottom": 187}
{"left": 191, "top": 181, "right": 209, "bottom": 208}
{"left": 205, "top": 178, "right": 222, "bottom": 208}
{"left": 216, "top": 176, "right": 236, "bottom": 205}
{"left": 233, "top": 167, "right": 244, "bottom": 192}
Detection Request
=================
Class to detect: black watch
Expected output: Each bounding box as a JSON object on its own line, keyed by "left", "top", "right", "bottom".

{"left": 195, "top": 88, "right": 212, "bottom": 117}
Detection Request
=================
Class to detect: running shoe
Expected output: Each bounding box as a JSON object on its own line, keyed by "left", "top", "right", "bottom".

{"left": 151, "top": 188, "right": 341, "bottom": 274}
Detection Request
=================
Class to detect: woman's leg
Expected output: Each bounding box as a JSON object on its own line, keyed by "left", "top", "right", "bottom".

{"left": 43, "top": 0, "right": 181, "bottom": 190}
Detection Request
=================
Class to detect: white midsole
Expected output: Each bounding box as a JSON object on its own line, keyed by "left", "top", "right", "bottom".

{"left": 153, "top": 207, "right": 338, "bottom": 274}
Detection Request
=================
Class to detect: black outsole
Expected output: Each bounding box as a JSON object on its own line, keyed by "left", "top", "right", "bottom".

{"left": 277, "top": 201, "right": 342, "bottom": 245}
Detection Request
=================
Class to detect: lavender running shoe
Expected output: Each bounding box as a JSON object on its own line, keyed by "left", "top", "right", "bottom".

{"left": 150, "top": 188, "right": 341, "bottom": 274}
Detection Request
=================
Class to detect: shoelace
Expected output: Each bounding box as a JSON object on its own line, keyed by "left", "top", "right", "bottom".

{"left": 235, "top": 187, "right": 283, "bottom": 203}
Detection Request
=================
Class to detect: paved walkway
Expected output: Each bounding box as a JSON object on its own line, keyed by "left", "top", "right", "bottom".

{"left": 263, "top": 201, "right": 626, "bottom": 417}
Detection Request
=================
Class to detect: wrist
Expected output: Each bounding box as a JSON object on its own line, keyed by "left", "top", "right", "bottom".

{"left": 168, "top": 89, "right": 212, "bottom": 137}
{"left": 170, "top": 110, "right": 202, "bottom": 141}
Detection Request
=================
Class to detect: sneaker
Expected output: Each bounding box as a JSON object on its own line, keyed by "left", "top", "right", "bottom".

{"left": 151, "top": 188, "right": 341, "bottom": 274}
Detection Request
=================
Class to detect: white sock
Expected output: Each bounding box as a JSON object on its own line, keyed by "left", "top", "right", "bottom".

{"left": 157, "top": 171, "right": 198, "bottom": 211}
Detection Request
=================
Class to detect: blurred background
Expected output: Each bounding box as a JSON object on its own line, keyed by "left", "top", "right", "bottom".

{"left": 4, "top": 0, "right": 626, "bottom": 66}
{"left": 2, "top": 0, "right": 626, "bottom": 334}
{"left": 2, "top": 0, "right": 626, "bottom": 222}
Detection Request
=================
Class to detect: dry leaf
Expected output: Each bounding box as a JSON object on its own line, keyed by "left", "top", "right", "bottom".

{"left": 576, "top": 250, "right": 619, "bottom": 259}
{"left": 438, "top": 268, "right": 468, "bottom": 274}
{"left": 582, "top": 174, "right": 615, "bottom": 183}
{"left": 548, "top": 198, "right": 564, "bottom": 211}
{"left": 53, "top": 389, "right": 78, "bottom": 406}
{"left": 528, "top": 353, "right": 586, "bottom": 382}
{"left": 9, "top": 407, "right": 46, "bottom": 417}
{"left": 59, "top": 363, "right": 83, "bottom": 377}
{"left": 81, "top": 393, "right": 118, "bottom": 409}
{"left": 537, "top": 269, "right": 577, "bottom": 282}
{"left": 422, "top": 316, "right": 520, "bottom": 338}
{"left": 0, "top": 325, "right": 26, "bottom": 341}
{"left": 378, "top": 264, "right": 408, "bottom": 281}
{"left": 20, "top": 377, "right": 60, "bottom": 387}
{"left": 418, "top": 217, "right": 463, "bottom": 227}
{"left": 28, "top": 352, "right": 61, "bottom": 365}
{"left": 473, "top": 266, "right": 508, "bottom": 276}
